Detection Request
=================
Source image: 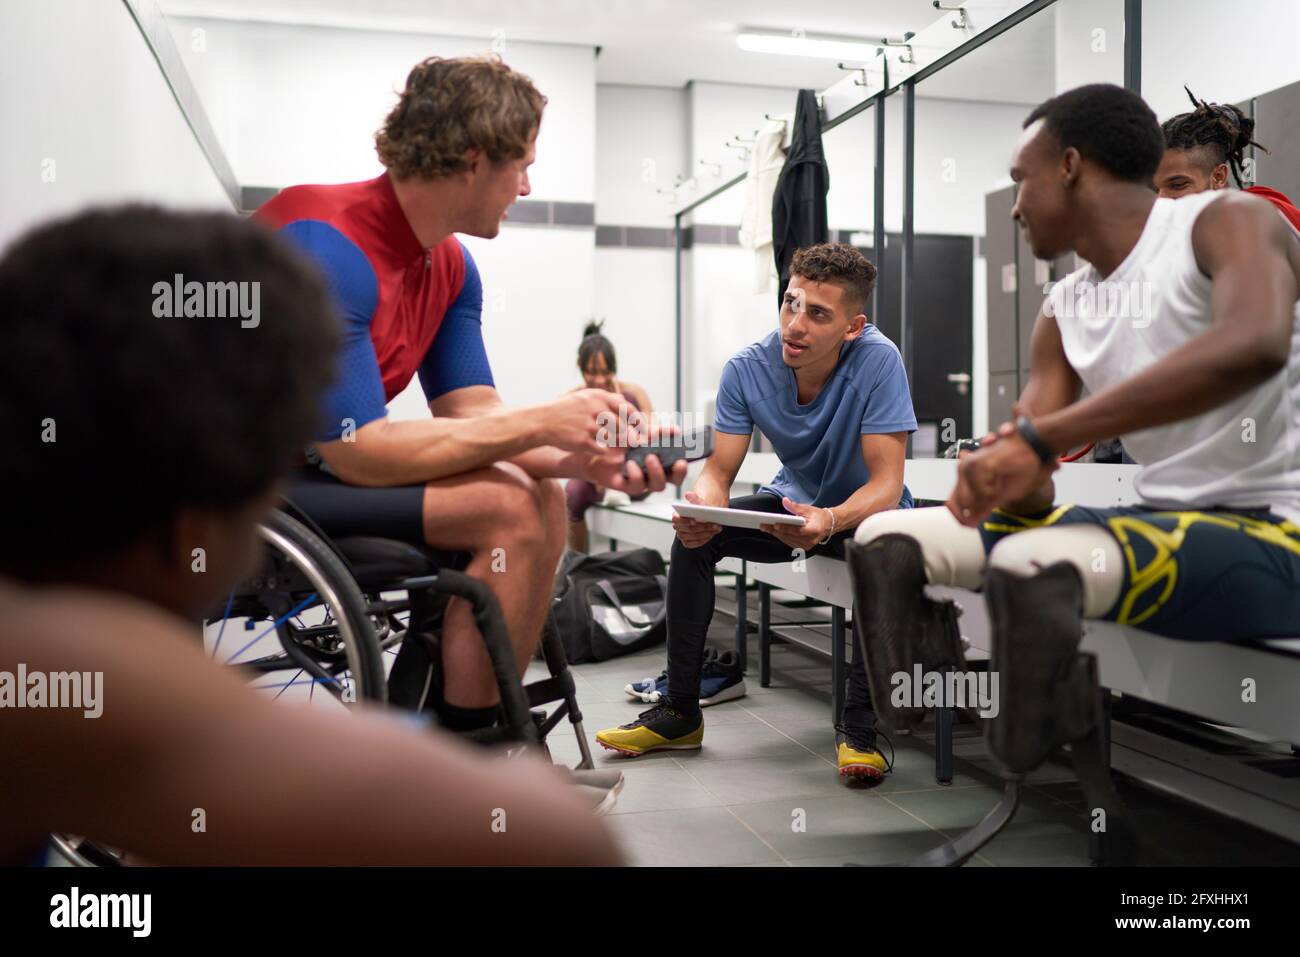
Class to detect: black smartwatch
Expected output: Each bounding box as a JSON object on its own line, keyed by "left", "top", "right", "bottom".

{"left": 1014, "top": 415, "right": 1056, "bottom": 465}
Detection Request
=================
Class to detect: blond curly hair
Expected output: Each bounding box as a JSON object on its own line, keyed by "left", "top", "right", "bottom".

{"left": 375, "top": 56, "right": 546, "bottom": 180}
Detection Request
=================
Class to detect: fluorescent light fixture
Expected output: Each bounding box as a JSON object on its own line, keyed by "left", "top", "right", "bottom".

{"left": 737, "top": 30, "right": 879, "bottom": 61}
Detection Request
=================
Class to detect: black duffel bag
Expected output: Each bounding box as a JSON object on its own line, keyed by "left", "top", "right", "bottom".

{"left": 551, "top": 548, "right": 668, "bottom": 663}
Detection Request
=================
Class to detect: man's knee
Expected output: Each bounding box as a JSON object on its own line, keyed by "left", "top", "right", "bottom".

{"left": 853, "top": 508, "right": 926, "bottom": 546}
{"left": 987, "top": 526, "right": 1122, "bottom": 618}
{"left": 852, "top": 506, "right": 986, "bottom": 590}
{"left": 987, "top": 526, "right": 1095, "bottom": 577}
{"left": 449, "top": 464, "right": 550, "bottom": 551}
{"left": 670, "top": 534, "right": 717, "bottom": 566}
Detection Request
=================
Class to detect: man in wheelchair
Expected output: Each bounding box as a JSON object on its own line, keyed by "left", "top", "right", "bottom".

{"left": 256, "top": 54, "right": 687, "bottom": 735}
{"left": 0, "top": 206, "right": 622, "bottom": 866}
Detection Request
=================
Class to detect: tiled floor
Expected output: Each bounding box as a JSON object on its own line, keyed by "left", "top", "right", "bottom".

{"left": 531, "top": 619, "right": 1300, "bottom": 868}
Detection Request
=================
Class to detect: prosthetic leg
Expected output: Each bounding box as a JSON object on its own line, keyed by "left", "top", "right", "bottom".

{"left": 844, "top": 534, "right": 968, "bottom": 733}
{"left": 909, "top": 561, "right": 1139, "bottom": 866}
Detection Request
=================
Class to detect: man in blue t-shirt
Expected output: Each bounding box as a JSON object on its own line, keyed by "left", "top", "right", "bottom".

{"left": 597, "top": 244, "right": 917, "bottom": 779}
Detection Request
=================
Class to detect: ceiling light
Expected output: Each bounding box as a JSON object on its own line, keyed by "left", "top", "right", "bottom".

{"left": 736, "top": 30, "right": 879, "bottom": 61}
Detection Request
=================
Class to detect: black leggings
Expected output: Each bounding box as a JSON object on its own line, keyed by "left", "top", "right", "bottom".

{"left": 666, "top": 493, "right": 876, "bottom": 727}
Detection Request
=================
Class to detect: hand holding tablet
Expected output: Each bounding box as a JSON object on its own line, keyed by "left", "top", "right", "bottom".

{"left": 671, "top": 502, "right": 807, "bottom": 530}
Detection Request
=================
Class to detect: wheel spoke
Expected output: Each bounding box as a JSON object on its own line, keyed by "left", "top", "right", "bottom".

{"left": 210, "top": 588, "right": 236, "bottom": 659}
{"left": 225, "top": 593, "right": 318, "bottom": 665}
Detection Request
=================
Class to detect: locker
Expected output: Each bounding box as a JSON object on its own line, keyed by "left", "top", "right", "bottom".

{"left": 985, "top": 186, "right": 1018, "bottom": 374}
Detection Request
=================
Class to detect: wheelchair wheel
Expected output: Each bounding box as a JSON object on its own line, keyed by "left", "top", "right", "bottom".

{"left": 204, "top": 509, "right": 386, "bottom": 707}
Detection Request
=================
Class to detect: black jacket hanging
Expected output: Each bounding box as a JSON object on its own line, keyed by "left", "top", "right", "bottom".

{"left": 772, "top": 88, "right": 830, "bottom": 306}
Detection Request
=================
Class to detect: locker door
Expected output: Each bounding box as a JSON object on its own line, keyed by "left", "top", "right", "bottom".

{"left": 1256, "top": 82, "right": 1300, "bottom": 206}
{"left": 985, "top": 186, "right": 1018, "bottom": 375}
{"left": 988, "top": 371, "right": 1018, "bottom": 432}
{"left": 1016, "top": 228, "right": 1052, "bottom": 380}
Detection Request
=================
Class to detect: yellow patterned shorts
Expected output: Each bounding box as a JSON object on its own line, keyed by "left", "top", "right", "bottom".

{"left": 978, "top": 504, "right": 1300, "bottom": 642}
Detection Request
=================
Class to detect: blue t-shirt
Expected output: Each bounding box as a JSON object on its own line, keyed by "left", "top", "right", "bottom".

{"left": 714, "top": 327, "right": 917, "bottom": 508}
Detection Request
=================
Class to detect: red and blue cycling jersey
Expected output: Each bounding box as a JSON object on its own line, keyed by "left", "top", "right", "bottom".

{"left": 257, "top": 173, "right": 494, "bottom": 442}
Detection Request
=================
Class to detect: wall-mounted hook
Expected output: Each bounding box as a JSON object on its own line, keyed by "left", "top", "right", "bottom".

{"left": 932, "top": 1, "right": 972, "bottom": 30}
{"left": 837, "top": 61, "right": 870, "bottom": 87}
{"left": 697, "top": 160, "right": 722, "bottom": 176}
{"left": 880, "top": 31, "right": 915, "bottom": 64}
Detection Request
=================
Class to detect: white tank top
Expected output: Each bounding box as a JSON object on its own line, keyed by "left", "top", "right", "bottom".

{"left": 1049, "top": 191, "right": 1300, "bottom": 522}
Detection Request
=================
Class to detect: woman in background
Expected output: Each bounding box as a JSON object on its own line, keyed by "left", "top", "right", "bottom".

{"left": 565, "top": 321, "right": 655, "bottom": 552}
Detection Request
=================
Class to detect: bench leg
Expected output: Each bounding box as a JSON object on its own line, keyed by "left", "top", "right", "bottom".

{"left": 831, "top": 606, "right": 845, "bottom": 723}
{"left": 735, "top": 563, "right": 748, "bottom": 671}
{"left": 936, "top": 698, "right": 954, "bottom": 786}
{"left": 1088, "top": 692, "right": 1114, "bottom": 866}
{"left": 759, "top": 583, "right": 771, "bottom": 688}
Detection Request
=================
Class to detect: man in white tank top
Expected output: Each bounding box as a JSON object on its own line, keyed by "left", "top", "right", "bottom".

{"left": 844, "top": 84, "right": 1300, "bottom": 788}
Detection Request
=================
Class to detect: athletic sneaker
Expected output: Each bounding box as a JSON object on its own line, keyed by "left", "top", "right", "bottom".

{"left": 624, "top": 648, "right": 717, "bottom": 703}
{"left": 835, "top": 724, "right": 893, "bottom": 781}
{"left": 699, "top": 650, "right": 746, "bottom": 705}
{"left": 623, "top": 648, "right": 747, "bottom": 706}
{"left": 623, "top": 671, "right": 668, "bottom": 704}
{"left": 595, "top": 702, "right": 704, "bottom": 757}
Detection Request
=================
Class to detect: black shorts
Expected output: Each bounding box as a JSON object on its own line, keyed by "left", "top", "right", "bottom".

{"left": 978, "top": 503, "right": 1300, "bottom": 643}
{"left": 284, "top": 467, "right": 428, "bottom": 546}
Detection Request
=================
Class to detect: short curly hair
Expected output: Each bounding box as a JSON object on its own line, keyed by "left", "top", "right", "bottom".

{"left": 0, "top": 205, "right": 340, "bottom": 577}
{"left": 375, "top": 56, "right": 547, "bottom": 180}
{"left": 790, "top": 243, "right": 878, "bottom": 316}
{"left": 1024, "top": 83, "right": 1164, "bottom": 185}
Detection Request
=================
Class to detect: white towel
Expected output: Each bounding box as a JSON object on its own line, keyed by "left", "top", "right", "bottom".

{"left": 737, "top": 119, "right": 787, "bottom": 295}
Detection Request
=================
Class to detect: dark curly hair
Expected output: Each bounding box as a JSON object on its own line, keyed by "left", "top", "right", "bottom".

{"left": 0, "top": 205, "right": 340, "bottom": 576}
{"left": 376, "top": 55, "right": 547, "bottom": 180}
{"left": 1025, "top": 83, "right": 1164, "bottom": 185}
{"left": 1162, "top": 86, "right": 1267, "bottom": 188}
{"left": 789, "top": 243, "right": 878, "bottom": 316}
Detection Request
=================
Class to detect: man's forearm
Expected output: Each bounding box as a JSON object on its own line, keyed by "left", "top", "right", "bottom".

{"left": 508, "top": 445, "right": 577, "bottom": 479}
{"left": 1034, "top": 330, "right": 1282, "bottom": 455}
{"left": 828, "top": 475, "right": 903, "bottom": 532}
{"left": 323, "top": 407, "right": 553, "bottom": 487}
{"left": 690, "top": 462, "right": 734, "bottom": 506}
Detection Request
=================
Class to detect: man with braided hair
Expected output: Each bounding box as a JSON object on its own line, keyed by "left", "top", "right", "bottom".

{"left": 847, "top": 85, "right": 1300, "bottom": 811}
{"left": 1157, "top": 85, "right": 1300, "bottom": 232}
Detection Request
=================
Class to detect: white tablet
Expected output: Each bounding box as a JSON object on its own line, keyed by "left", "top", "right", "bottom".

{"left": 672, "top": 503, "right": 807, "bottom": 530}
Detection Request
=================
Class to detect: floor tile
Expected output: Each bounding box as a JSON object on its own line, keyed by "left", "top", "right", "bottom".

{"left": 729, "top": 793, "right": 948, "bottom": 864}
{"left": 608, "top": 764, "right": 724, "bottom": 815}
{"left": 678, "top": 752, "right": 857, "bottom": 806}
{"left": 605, "top": 806, "right": 781, "bottom": 867}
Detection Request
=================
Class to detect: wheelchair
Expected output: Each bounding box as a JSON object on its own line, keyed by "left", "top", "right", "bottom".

{"left": 51, "top": 497, "right": 596, "bottom": 866}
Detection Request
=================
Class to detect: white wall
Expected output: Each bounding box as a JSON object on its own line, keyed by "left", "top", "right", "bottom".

{"left": 596, "top": 84, "right": 686, "bottom": 227}
{"left": 686, "top": 81, "right": 801, "bottom": 224}
{"left": 1142, "top": 0, "right": 1300, "bottom": 120}
{"left": 592, "top": 247, "right": 677, "bottom": 415}
{"left": 1053, "top": 0, "right": 1125, "bottom": 96}
{"left": 0, "top": 0, "right": 232, "bottom": 250}
{"left": 170, "top": 15, "right": 596, "bottom": 200}
{"left": 910, "top": 98, "right": 1029, "bottom": 236}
